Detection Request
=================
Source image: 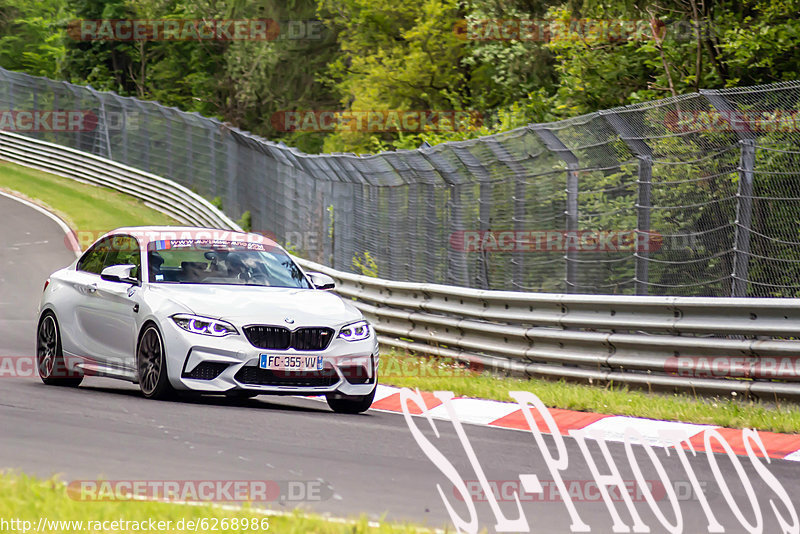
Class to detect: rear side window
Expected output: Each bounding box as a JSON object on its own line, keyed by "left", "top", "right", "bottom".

{"left": 103, "top": 235, "right": 142, "bottom": 280}
{"left": 77, "top": 237, "right": 112, "bottom": 274}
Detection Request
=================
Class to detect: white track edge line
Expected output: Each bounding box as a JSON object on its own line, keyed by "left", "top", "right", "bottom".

{"left": 0, "top": 189, "right": 80, "bottom": 257}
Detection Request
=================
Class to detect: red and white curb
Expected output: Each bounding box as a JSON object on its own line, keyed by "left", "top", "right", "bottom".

{"left": 356, "top": 385, "right": 800, "bottom": 462}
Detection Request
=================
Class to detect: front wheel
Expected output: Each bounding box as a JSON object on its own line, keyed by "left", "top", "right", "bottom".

{"left": 36, "top": 312, "right": 82, "bottom": 387}
{"left": 137, "top": 325, "right": 175, "bottom": 400}
{"left": 326, "top": 385, "right": 376, "bottom": 414}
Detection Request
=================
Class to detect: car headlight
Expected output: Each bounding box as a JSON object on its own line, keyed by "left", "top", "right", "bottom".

{"left": 172, "top": 314, "right": 238, "bottom": 337}
{"left": 338, "top": 320, "right": 371, "bottom": 342}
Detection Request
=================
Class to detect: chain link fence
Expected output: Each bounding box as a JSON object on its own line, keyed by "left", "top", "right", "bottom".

{"left": 1, "top": 67, "right": 800, "bottom": 297}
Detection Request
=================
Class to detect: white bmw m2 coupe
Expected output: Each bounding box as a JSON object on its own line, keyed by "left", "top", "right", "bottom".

{"left": 36, "top": 227, "right": 379, "bottom": 413}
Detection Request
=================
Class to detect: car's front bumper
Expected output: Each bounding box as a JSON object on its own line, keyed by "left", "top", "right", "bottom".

{"left": 161, "top": 320, "right": 379, "bottom": 396}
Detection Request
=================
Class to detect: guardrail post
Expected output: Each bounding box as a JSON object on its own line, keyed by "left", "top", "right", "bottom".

{"left": 601, "top": 110, "right": 655, "bottom": 295}
{"left": 532, "top": 127, "right": 580, "bottom": 293}
{"left": 702, "top": 90, "right": 757, "bottom": 297}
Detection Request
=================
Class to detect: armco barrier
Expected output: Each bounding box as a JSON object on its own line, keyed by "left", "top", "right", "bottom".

{"left": 3, "top": 129, "right": 800, "bottom": 399}
{"left": 0, "top": 130, "right": 235, "bottom": 230}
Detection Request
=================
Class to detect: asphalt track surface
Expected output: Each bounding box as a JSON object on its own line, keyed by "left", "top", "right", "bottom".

{"left": 1, "top": 192, "right": 799, "bottom": 533}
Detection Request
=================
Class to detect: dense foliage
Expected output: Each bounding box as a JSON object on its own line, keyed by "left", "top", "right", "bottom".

{"left": 1, "top": 0, "right": 798, "bottom": 153}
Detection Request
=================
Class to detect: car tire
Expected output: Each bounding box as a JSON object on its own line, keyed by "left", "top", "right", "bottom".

{"left": 137, "top": 324, "right": 175, "bottom": 400}
{"left": 326, "top": 384, "right": 376, "bottom": 414}
{"left": 36, "top": 312, "right": 83, "bottom": 387}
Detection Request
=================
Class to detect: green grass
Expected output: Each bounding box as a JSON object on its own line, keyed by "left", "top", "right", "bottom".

{"left": 380, "top": 351, "right": 800, "bottom": 434}
{"left": 2, "top": 158, "right": 798, "bottom": 434}
{"left": 0, "top": 160, "right": 176, "bottom": 241}
{"left": 0, "top": 472, "right": 426, "bottom": 533}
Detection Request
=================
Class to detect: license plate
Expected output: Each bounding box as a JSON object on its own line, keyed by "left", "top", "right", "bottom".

{"left": 259, "top": 354, "right": 323, "bottom": 371}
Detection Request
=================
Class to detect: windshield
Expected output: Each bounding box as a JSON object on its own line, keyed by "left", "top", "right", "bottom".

{"left": 146, "top": 239, "right": 311, "bottom": 289}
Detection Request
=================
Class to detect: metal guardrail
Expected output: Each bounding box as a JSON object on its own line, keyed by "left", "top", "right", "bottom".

{"left": 4, "top": 129, "right": 800, "bottom": 399}
{"left": 0, "top": 130, "right": 236, "bottom": 230}
{"left": 299, "top": 258, "right": 800, "bottom": 399}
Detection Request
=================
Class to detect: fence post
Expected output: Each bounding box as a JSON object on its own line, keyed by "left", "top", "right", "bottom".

{"left": 702, "top": 90, "right": 757, "bottom": 297}
{"left": 477, "top": 180, "right": 492, "bottom": 289}
{"left": 423, "top": 182, "right": 437, "bottom": 282}
{"left": 484, "top": 138, "right": 532, "bottom": 290}
{"left": 421, "top": 147, "right": 471, "bottom": 288}
{"left": 532, "top": 127, "right": 580, "bottom": 293}
{"left": 332, "top": 180, "right": 355, "bottom": 271}
{"left": 636, "top": 156, "right": 653, "bottom": 294}
{"left": 732, "top": 139, "right": 756, "bottom": 296}
{"left": 120, "top": 99, "right": 129, "bottom": 165}
{"left": 601, "top": 110, "right": 655, "bottom": 295}
{"left": 85, "top": 87, "right": 112, "bottom": 159}
{"left": 166, "top": 114, "right": 173, "bottom": 179}
{"left": 185, "top": 120, "right": 193, "bottom": 180}
{"left": 225, "top": 131, "right": 239, "bottom": 217}
{"left": 133, "top": 100, "right": 150, "bottom": 172}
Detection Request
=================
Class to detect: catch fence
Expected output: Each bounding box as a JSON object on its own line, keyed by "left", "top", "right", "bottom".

{"left": 2, "top": 67, "right": 800, "bottom": 296}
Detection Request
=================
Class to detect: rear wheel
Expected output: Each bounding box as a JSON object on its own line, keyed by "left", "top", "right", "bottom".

{"left": 326, "top": 385, "right": 376, "bottom": 414}
{"left": 137, "top": 325, "right": 175, "bottom": 400}
{"left": 36, "top": 312, "right": 82, "bottom": 387}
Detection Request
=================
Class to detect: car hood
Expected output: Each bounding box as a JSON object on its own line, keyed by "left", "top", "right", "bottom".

{"left": 147, "top": 284, "right": 363, "bottom": 327}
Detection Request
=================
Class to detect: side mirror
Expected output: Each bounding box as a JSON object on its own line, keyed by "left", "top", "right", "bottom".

{"left": 101, "top": 264, "right": 139, "bottom": 285}
{"left": 307, "top": 272, "right": 335, "bottom": 290}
